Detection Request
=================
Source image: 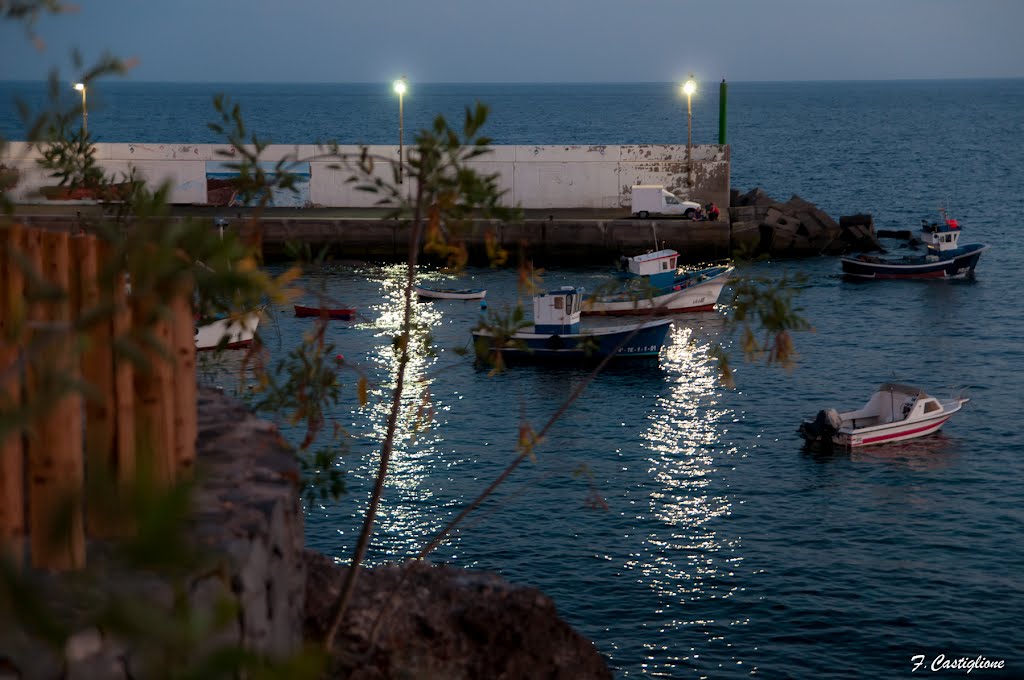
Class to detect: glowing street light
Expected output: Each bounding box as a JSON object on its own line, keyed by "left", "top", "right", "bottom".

{"left": 682, "top": 76, "right": 696, "bottom": 184}
{"left": 393, "top": 76, "right": 408, "bottom": 184}
{"left": 74, "top": 82, "right": 88, "bottom": 136}
{"left": 679, "top": 75, "right": 696, "bottom": 183}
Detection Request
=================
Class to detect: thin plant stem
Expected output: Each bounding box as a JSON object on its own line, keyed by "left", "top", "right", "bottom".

{"left": 324, "top": 179, "right": 424, "bottom": 651}
{"left": 364, "top": 313, "right": 659, "bottom": 646}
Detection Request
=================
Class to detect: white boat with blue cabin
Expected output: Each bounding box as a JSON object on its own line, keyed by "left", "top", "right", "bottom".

{"left": 472, "top": 286, "right": 673, "bottom": 365}
{"left": 582, "top": 249, "right": 733, "bottom": 315}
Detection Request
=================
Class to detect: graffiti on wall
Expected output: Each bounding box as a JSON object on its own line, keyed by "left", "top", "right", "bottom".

{"left": 205, "top": 160, "right": 311, "bottom": 207}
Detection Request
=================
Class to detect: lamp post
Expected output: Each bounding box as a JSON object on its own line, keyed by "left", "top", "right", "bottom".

{"left": 393, "top": 76, "right": 407, "bottom": 184}
{"left": 682, "top": 76, "right": 696, "bottom": 185}
{"left": 74, "top": 82, "right": 88, "bottom": 136}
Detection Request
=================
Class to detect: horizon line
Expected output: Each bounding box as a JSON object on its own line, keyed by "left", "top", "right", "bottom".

{"left": 1, "top": 76, "right": 1023, "bottom": 87}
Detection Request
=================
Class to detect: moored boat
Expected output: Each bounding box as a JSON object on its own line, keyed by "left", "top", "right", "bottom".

{"left": 582, "top": 249, "right": 733, "bottom": 315}
{"left": 195, "top": 309, "right": 262, "bottom": 351}
{"left": 799, "top": 382, "right": 968, "bottom": 449}
{"left": 294, "top": 304, "right": 356, "bottom": 320}
{"left": 416, "top": 285, "right": 486, "bottom": 301}
{"left": 472, "top": 286, "right": 672, "bottom": 365}
{"left": 841, "top": 210, "right": 988, "bottom": 279}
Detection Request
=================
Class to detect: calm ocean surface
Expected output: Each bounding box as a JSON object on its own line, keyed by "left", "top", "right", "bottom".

{"left": 6, "top": 80, "right": 1024, "bottom": 677}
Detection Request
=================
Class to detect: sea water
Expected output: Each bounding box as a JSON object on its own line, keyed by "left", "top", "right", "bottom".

{"left": 4, "top": 79, "right": 1023, "bottom": 677}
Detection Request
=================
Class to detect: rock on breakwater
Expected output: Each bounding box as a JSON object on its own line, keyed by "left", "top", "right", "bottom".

{"left": 730, "top": 187, "right": 883, "bottom": 256}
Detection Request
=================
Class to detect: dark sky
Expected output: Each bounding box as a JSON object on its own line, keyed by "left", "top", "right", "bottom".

{"left": 3, "top": 0, "right": 1023, "bottom": 83}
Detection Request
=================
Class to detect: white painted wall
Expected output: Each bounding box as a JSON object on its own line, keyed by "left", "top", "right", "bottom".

{"left": 2, "top": 142, "right": 729, "bottom": 209}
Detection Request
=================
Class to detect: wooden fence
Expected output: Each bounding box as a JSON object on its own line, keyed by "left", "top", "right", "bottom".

{"left": 0, "top": 224, "right": 197, "bottom": 570}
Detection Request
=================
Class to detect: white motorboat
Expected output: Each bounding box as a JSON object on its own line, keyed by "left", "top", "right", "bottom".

{"left": 195, "top": 309, "right": 261, "bottom": 351}
{"left": 799, "top": 382, "right": 968, "bottom": 449}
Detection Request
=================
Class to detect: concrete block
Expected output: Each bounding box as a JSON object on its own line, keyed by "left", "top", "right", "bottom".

{"left": 730, "top": 220, "right": 762, "bottom": 253}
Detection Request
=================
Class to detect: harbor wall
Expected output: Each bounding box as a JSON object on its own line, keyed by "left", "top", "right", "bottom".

{"left": 1, "top": 142, "right": 729, "bottom": 212}
{"left": 7, "top": 210, "right": 733, "bottom": 265}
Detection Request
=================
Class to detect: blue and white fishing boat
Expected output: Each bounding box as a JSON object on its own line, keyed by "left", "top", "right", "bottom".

{"left": 472, "top": 286, "right": 672, "bottom": 365}
{"left": 582, "top": 249, "right": 733, "bottom": 315}
{"left": 841, "top": 210, "right": 988, "bottom": 279}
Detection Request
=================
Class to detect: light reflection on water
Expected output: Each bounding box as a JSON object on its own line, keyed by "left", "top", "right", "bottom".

{"left": 352, "top": 264, "right": 448, "bottom": 556}
{"left": 632, "top": 323, "right": 743, "bottom": 676}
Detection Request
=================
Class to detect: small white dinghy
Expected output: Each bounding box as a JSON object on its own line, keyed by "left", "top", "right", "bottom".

{"left": 799, "top": 382, "right": 968, "bottom": 449}
{"left": 195, "top": 309, "right": 262, "bottom": 351}
{"left": 415, "top": 285, "right": 486, "bottom": 301}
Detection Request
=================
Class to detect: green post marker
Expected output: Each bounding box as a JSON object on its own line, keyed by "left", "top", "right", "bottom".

{"left": 719, "top": 79, "right": 728, "bottom": 145}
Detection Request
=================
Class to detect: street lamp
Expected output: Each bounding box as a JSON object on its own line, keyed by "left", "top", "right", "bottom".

{"left": 74, "top": 82, "right": 88, "bottom": 136}
{"left": 393, "top": 76, "right": 407, "bottom": 184}
{"left": 682, "top": 76, "right": 696, "bottom": 185}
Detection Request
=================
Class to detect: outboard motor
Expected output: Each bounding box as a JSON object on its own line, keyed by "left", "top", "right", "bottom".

{"left": 799, "top": 408, "right": 842, "bottom": 444}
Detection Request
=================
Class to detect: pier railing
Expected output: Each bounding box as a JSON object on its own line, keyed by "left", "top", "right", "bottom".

{"left": 0, "top": 224, "right": 197, "bottom": 571}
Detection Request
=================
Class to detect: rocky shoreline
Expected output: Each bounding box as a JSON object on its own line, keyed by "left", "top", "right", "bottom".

{"left": 305, "top": 552, "right": 610, "bottom": 679}
{"left": 729, "top": 186, "right": 884, "bottom": 257}
{"left": 0, "top": 389, "right": 611, "bottom": 679}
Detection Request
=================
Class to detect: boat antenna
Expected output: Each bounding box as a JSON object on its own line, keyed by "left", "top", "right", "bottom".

{"left": 650, "top": 222, "right": 659, "bottom": 251}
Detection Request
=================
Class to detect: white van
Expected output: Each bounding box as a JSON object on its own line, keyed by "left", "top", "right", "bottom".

{"left": 630, "top": 185, "right": 701, "bottom": 219}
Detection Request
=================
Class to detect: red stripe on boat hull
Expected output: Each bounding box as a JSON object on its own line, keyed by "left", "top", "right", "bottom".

{"left": 851, "top": 416, "right": 950, "bottom": 447}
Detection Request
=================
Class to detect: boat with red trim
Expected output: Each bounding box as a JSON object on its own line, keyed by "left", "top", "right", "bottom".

{"left": 841, "top": 210, "right": 988, "bottom": 279}
{"left": 799, "top": 382, "right": 968, "bottom": 449}
{"left": 582, "top": 249, "right": 733, "bottom": 315}
{"left": 294, "top": 304, "right": 356, "bottom": 320}
{"left": 195, "top": 309, "right": 262, "bottom": 351}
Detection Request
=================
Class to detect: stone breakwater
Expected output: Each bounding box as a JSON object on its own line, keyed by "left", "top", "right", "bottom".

{"left": 729, "top": 187, "right": 882, "bottom": 257}
{"left": 0, "top": 389, "right": 610, "bottom": 678}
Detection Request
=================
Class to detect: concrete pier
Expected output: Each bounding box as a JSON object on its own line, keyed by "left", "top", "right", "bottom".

{"left": 10, "top": 206, "right": 733, "bottom": 265}
{"left": 4, "top": 139, "right": 733, "bottom": 264}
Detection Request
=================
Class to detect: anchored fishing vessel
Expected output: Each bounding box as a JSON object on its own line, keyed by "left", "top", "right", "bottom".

{"left": 472, "top": 286, "right": 672, "bottom": 365}
{"left": 582, "top": 249, "right": 732, "bottom": 315}
{"left": 841, "top": 210, "right": 988, "bottom": 279}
